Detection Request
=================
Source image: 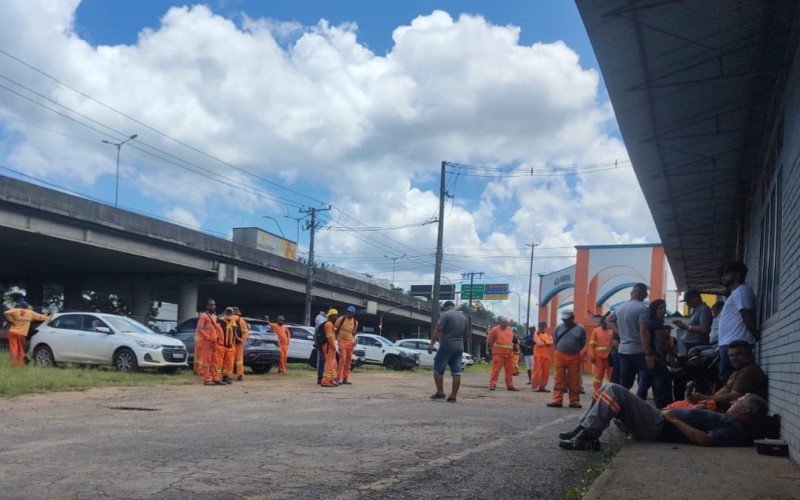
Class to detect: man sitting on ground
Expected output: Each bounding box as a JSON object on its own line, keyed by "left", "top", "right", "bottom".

{"left": 684, "top": 340, "right": 767, "bottom": 411}
{"left": 558, "top": 382, "right": 768, "bottom": 450}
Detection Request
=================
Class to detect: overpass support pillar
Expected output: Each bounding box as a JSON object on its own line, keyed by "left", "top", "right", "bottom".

{"left": 63, "top": 282, "right": 82, "bottom": 311}
{"left": 177, "top": 282, "right": 199, "bottom": 322}
{"left": 25, "top": 279, "right": 44, "bottom": 311}
{"left": 131, "top": 278, "right": 152, "bottom": 326}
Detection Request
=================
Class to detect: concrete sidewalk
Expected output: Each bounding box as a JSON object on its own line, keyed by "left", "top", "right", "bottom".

{"left": 584, "top": 441, "right": 800, "bottom": 500}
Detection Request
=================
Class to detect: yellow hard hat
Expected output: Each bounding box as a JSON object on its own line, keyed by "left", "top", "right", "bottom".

{"left": 327, "top": 308, "right": 339, "bottom": 316}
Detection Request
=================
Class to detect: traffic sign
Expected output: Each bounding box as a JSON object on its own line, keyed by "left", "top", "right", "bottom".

{"left": 484, "top": 283, "right": 509, "bottom": 300}
{"left": 410, "top": 284, "right": 455, "bottom": 300}
{"left": 460, "top": 284, "right": 484, "bottom": 300}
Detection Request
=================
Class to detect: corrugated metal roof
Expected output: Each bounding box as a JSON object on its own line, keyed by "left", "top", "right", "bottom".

{"left": 576, "top": 0, "right": 800, "bottom": 291}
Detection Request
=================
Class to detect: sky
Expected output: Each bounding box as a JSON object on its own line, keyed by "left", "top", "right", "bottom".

{"left": 0, "top": 0, "right": 662, "bottom": 323}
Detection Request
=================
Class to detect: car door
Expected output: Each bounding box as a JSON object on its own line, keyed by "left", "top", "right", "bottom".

{"left": 415, "top": 341, "right": 436, "bottom": 367}
{"left": 44, "top": 314, "right": 83, "bottom": 361}
{"left": 74, "top": 315, "right": 115, "bottom": 363}
{"left": 288, "top": 327, "right": 314, "bottom": 361}
{"left": 172, "top": 318, "right": 198, "bottom": 363}
{"left": 357, "top": 336, "right": 384, "bottom": 363}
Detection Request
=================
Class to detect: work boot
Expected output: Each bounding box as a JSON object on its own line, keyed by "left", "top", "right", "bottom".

{"left": 236, "top": 376, "right": 243, "bottom": 381}
{"left": 537, "top": 388, "right": 551, "bottom": 393}
{"left": 546, "top": 402, "right": 562, "bottom": 408}
{"left": 213, "top": 380, "right": 224, "bottom": 386}
{"left": 204, "top": 381, "right": 215, "bottom": 386}
{"left": 559, "top": 430, "right": 601, "bottom": 451}
{"left": 507, "top": 387, "right": 519, "bottom": 392}
{"left": 569, "top": 403, "right": 582, "bottom": 409}
{"left": 342, "top": 380, "right": 352, "bottom": 385}
{"left": 559, "top": 425, "right": 584, "bottom": 440}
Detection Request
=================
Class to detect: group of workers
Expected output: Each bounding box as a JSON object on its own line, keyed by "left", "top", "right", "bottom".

{"left": 313, "top": 306, "right": 359, "bottom": 387}
{"left": 193, "top": 299, "right": 300, "bottom": 385}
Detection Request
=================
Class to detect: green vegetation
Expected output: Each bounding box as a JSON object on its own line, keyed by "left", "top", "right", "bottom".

{"left": 0, "top": 356, "right": 195, "bottom": 398}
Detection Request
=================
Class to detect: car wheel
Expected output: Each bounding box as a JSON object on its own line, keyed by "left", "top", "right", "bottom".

{"left": 33, "top": 345, "right": 56, "bottom": 367}
{"left": 384, "top": 355, "right": 401, "bottom": 371}
{"left": 251, "top": 363, "right": 272, "bottom": 374}
{"left": 114, "top": 348, "right": 139, "bottom": 373}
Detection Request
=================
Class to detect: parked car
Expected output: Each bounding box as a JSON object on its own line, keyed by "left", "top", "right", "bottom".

{"left": 394, "top": 338, "right": 473, "bottom": 369}
{"left": 355, "top": 333, "right": 420, "bottom": 370}
{"left": 287, "top": 325, "right": 316, "bottom": 362}
{"left": 169, "top": 317, "right": 280, "bottom": 374}
{"left": 307, "top": 345, "right": 367, "bottom": 369}
{"left": 29, "top": 312, "right": 188, "bottom": 372}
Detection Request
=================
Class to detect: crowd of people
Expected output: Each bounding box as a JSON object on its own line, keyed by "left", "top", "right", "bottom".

{"left": 428, "top": 260, "right": 773, "bottom": 451}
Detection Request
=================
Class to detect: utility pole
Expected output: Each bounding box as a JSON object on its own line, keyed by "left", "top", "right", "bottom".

{"left": 101, "top": 134, "right": 137, "bottom": 208}
{"left": 430, "top": 160, "right": 447, "bottom": 336}
{"left": 384, "top": 254, "right": 406, "bottom": 287}
{"left": 461, "top": 270, "right": 484, "bottom": 356}
{"left": 301, "top": 205, "right": 330, "bottom": 325}
{"left": 525, "top": 243, "right": 539, "bottom": 330}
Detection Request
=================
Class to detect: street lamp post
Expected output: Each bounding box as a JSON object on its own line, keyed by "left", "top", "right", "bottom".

{"left": 262, "top": 215, "right": 286, "bottom": 239}
{"left": 378, "top": 303, "right": 419, "bottom": 337}
{"left": 102, "top": 134, "right": 137, "bottom": 208}
{"left": 384, "top": 254, "right": 406, "bottom": 287}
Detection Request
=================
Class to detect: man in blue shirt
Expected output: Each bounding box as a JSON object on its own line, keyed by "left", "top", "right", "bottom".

{"left": 558, "top": 382, "right": 767, "bottom": 450}
{"left": 521, "top": 327, "right": 535, "bottom": 385}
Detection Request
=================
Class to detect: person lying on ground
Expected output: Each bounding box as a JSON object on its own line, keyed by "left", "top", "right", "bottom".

{"left": 558, "top": 382, "right": 768, "bottom": 450}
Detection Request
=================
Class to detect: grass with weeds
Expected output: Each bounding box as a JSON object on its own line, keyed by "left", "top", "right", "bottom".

{"left": 0, "top": 355, "right": 195, "bottom": 398}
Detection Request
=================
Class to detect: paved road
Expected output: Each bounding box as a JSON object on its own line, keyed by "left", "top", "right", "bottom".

{"left": 0, "top": 369, "right": 606, "bottom": 499}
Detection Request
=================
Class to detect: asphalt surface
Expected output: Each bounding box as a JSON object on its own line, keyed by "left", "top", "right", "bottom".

{"left": 0, "top": 368, "right": 608, "bottom": 499}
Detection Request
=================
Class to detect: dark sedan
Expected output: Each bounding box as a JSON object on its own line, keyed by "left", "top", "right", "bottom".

{"left": 170, "top": 317, "right": 280, "bottom": 374}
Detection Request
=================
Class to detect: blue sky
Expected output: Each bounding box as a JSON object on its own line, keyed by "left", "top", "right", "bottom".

{"left": 0, "top": 1, "right": 657, "bottom": 318}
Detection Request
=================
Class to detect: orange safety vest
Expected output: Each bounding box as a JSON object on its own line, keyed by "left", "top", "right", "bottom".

{"left": 488, "top": 326, "right": 514, "bottom": 352}
{"left": 589, "top": 327, "right": 614, "bottom": 359}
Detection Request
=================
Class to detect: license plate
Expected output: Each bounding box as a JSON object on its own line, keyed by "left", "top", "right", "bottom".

{"left": 172, "top": 353, "right": 185, "bottom": 359}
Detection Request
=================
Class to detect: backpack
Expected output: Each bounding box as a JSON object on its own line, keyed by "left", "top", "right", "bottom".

{"left": 315, "top": 321, "right": 331, "bottom": 347}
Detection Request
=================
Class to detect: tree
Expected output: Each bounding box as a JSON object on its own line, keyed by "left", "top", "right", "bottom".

{"left": 458, "top": 301, "right": 495, "bottom": 320}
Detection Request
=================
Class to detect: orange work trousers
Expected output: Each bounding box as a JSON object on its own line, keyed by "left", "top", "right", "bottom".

{"left": 8, "top": 333, "right": 26, "bottom": 366}
{"left": 532, "top": 356, "right": 551, "bottom": 390}
{"left": 193, "top": 335, "right": 203, "bottom": 375}
{"left": 198, "top": 338, "right": 220, "bottom": 384}
{"left": 233, "top": 342, "right": 245, "bottom": 378}
{"left": 278, "top": 344, "right": 289, "bottom": 374}
{"left": 592, "top": 357, "right": 612, "bottom": 397}
{"left": 512, "top": 353, "right": 520, "bottom": 376}
{"left": 216, "top": 345, "right": 235, "bottom": 378}
{"left": 321, "top": 343, "right": 338, "bottom": 387}
{"left": 337, "top": 343, "right": 353, "bottom": 381}
{"left": 489, "top": 350, "right": 515, "bottom": 389}
{"left": 552, "top": 351, "right": 581, "bottom": 405}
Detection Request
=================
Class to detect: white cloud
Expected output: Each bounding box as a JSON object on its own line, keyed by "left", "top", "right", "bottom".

{"left": 0, "top": 2, "right": 661, "bottom": 322}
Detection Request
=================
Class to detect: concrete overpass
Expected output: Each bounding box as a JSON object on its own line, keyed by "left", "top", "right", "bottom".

{"left": 0, "top": 175, "right": 488, "bottom": 353}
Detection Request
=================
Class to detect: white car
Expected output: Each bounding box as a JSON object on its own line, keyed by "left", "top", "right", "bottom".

{"left": 394, "top": 338, "right": 474, "bottom": 368}
{"left": 29, "top": 312, "right": 189, "bottom": 372}
{"left": 287, "top": 325, "right": 316, "bottom": 361}
{"left": 355, "top": 333, "right": 420, "bottom": 370}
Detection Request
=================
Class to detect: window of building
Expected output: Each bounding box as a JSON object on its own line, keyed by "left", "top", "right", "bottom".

{"left": 758, "top": 168, "right": 782, "bottom": 321}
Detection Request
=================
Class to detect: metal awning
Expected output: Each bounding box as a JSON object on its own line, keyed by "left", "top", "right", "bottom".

{"left": 576, "top": 0, "right": 800, "bottom": 291}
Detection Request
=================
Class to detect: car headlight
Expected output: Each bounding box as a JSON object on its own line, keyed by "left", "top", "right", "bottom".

{"left": 136, "top": 339, "right": 161, "bottom": 349}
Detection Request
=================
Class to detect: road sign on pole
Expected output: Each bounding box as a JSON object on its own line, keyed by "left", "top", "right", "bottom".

{"left": 410, "top": 284, "right": 455, "bottom": 300}
{"left": 460, "top": 284, "right": 484, "bottom": 300}
{"left": 484, "top": 283, "right": 509, "bottom": 300}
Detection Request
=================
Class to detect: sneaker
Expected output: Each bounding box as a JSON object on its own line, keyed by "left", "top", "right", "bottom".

{"left": 446, "top": 396, "right": 457, "bottom": 403}
{"left": 569, "top": 403, "right": 583, "bottom": 409}
{"left": 430, "top": 393, "right": 447, "bottom": 400}
{"left": 342, "top": 381, "right": 352, "bottom": 385}
{"left": 558, "top": 425, "right": 584, "bottom": 440}
{"left": 558, "top": 430, "right": 601, "bottom": 451}
{"left": 546, "top": 402, "right": 563, "bottom": 408}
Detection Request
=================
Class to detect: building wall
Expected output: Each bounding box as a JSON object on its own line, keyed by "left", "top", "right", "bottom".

{"left": 744, "top": 43, "right": 800, "bottom": 462}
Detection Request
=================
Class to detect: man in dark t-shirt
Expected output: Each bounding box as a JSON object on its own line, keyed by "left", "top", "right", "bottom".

{"left": 687, "top": 341, "right": 767, "bottom": 411}
{"left": 429, "top": 301, "right": 468, "bottom": 402}
{"left": 558, "top": 382, "right": 767, "bottom": 450}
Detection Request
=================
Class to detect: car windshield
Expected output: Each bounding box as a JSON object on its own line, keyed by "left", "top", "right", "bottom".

{"left": 103, "top": 316, "right": 153, "bottom": 334}
{"left": 248, "top": 322, "right": 271, "bottom": 333}
{"left": 376, "top": 336, "right": 394, "bottom": 346}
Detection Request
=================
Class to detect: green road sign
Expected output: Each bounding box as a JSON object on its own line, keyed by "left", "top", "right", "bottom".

{"left": 460, "top": 284, "right": 484, "bottom": 300}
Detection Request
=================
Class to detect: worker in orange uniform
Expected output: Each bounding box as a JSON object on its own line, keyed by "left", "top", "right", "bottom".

{"left": 216, "top": 307, "right": 238, "bottom": 384}
{"left": 547, "top": 310, "right": 586, "bottom": 408}
{"left": 233, "top": 307, "right": 249, "bottom": 381}
{"left": 487, "top": 316, "right": 519, "bottom": 391}
{"left": 195, "top": 299, "right": 223, "bottom": 385}
{"left": 335, "top": 305, "right": 359, "bottom": 385}
{"left": 531, "top": 322, "right": 553, "bottom": 392}
{"left": 265, "top": 314, "right": 291, "bottom": 374}
{"left": 319, "top": 308, "right": 340, "bottom": 387}
{"left": 511, "top": 328, "right": 521, "bottom": 376}
{"left": 3, "top": 300, "right": 51, "bottom": 366}
{"left": 588, "top": 316, "right": 614, "bottom": 397}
